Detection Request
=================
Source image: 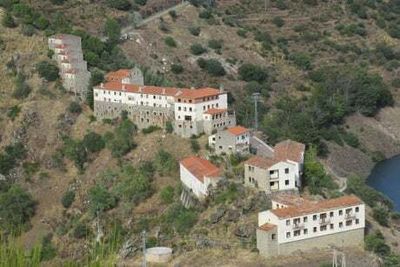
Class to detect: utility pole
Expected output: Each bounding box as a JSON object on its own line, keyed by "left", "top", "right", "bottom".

{"left": 142, "top": 230, "right": 147, "bottom": 267}
{"left": 252, "top": 92, "right": 261, "bottom": 130}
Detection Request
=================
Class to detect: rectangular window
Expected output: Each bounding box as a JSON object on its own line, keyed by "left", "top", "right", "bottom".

{"left": 346, "top": 220, "right": 352, "bottom": 226}
{"left": 313, "top": 227, "right": 317, "bottom": 233}
{"left": 339, "top": 210, "right": 343, "bottom": 216}
{"left": 285, "top": 168, "right": 289, "bottom": 174}
{"left": 330, "top": 223, "right": 334, "bottom": 230}
{"left": 320, "top": 225, "right": 327, "bottom": 231}
{"left": 271, "top": 234, "right": 276, "bottom": 240}
{"left": 303, "top": 229, "right": 308, "bottom": 235}
{"left": 178, "top": 107, "right": 181, "bottom": 111}
{"left": 286, "top": 220, "right": 290, "bottom": 226}
{"left": 313, "top": 215, "right": 317, "bottom": 221}
{"left": 330, "top": 211, "right": 334, "bottom": 217}
{"left": 294, "top": 230, "right": 300, "bottom": 237}
{"left": 355, "top": 207, "right": 359, "bottom": 212}
{"left": 345, "top": 208, "right": 352, "bottom": 214}
{"left": 286, "top": 232, "right": 290, "bottom": 238}
{"left": 303, "top": 216, "right": 308, "bottom": 223}
{"left": 356, "top": 219, "right": 359, "bottom": 224}
{"left": 285, "top": 180, "right": 289, "bottom": 185}
{"left": 339, "top": 222, "right": 343, "bottom": 228}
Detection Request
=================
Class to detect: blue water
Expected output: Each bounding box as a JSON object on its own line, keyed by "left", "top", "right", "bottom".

{"left": 367, "top": 155, "right": 400, "bottom": 211}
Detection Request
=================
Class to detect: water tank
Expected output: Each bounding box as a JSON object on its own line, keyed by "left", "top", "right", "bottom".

{"left": 146, "top": 247, "right": 173, "bottom": 263}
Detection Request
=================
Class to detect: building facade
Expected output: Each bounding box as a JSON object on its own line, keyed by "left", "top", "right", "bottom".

{"left": 48, "top": 34, "right": 91, "bottom": 99}
{"left": 208, "top": 126, "right": 250, "bottom": 155}
{"left": 93, "top": 70, "right": 236, "bottom": 137}
{"left": 244, "top": 140, "right": 305, "bottom": 193}
{"left": 257, "top": 195, "right": 365, "bottom": 257}
{"left": 179, "top": 156, "right": 222, "bottom": 200}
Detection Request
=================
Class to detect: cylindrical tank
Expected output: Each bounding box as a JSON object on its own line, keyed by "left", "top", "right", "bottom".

{"left": 145, "top": 247, "right": 173, "bottom": 263}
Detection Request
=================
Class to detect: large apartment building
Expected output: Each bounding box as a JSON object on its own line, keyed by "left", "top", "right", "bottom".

{"left": 257, "top": 194, "right": 365, "bottom": 257}
{"left": 48, "top": 34, "right": 91, "bottom": 99}
{"left": 244, "top": 140, "right": 305, "bottom": 193}
{"left": 93, "top": 69, "right": 236, "bottom": 137}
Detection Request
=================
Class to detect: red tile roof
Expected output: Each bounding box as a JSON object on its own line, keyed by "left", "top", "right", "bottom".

{"left": 270, "top": 195, "right": 363, "bottom": 219}
{"left": 180, "top": 156, "right": 221, "bottom": 183}
{"left": 271, "top": 193, "right": 313, "bottom": 208}
{"left": 244, "top": 155, "right": 279, "bottom": 169}
{"left": 106, "top": 69, "right": 131, "bottom": 81}
{"left": 258, "top": 223, "right": 277, "bottom": 232}
{"left": 204, "top": 108, "right": 227, "bottom": 115}
{"left": 227, "top": 126, "right": 249, "bottom": 136}
{"left": 274, "top": 140, "right": 305, "bottom": 163}
{"left": 176, "top": 87, "right": 221, "bottom": 100}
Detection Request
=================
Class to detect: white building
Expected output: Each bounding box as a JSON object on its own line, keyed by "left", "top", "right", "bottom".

{"left": 244, "top": 140, "right": 305, "bottom": 193}
{"left": 179, "top": 156, "right": 222, "bottom": 200}
{"left": 208, "top": 126, "right": 250, "bottom": 155}
{"left": 257, "top": 194, "right": 365, "bottom": 257}
{"left": 93, "top": 70, "right": 236, "bottom": 137}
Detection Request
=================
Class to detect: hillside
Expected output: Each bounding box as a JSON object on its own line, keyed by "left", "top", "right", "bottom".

{"left": 1, "top": 0, "right": 400, "bottom": 266}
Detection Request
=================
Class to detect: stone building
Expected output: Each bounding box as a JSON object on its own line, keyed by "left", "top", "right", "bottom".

{"left": 244, "top": 140, "right": 305, "bottom": 193}
{"left": 48, "top": 34, "right": 91, "bottom": 99}
{"left": 257, "top": 194, "right": 365, "bottom": 257}
{"left": 208, "top": 126, "right": 250, "bottom": 155}
{"left": 93, "top": 69, "right": 236, "bottom": 137}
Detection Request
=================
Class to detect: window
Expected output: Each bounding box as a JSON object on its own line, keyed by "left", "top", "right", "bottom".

{"left": 320, "top": 225, "right": 327, "bottom": 231}
{"left": 303, "top": 217, "right": 308, "bottom": 223}
{"left": 339, "top": 210, "right": 343, "bottom": 216}
{"left": 313, "top": 227, "right": 317, "bottom": 233}
{"left": 285, "top": 168, "right": 289, "bottom": 174}
{"left": 330, "top": 211, "right": 334, "bottom": 217}
{"left": 355, "top": 207, "right": 359, "bottom": 212}
{"left": 286, "top": 232, "right": 291, "bottom": 238}
{"left": 339, "top": 222, "right": 343, "bottom": 228}
{"left": 303, "top": 229, "right": 308, "bottom": 235}
{"left": 345, "top": 208, "right": 352, "bottom": 214}
{"left": 271, "top": 234, "right": 276, "bottom": 240}
{"left": 294, "top": 218, "right": 300, "bottom": 225}
{"left": 294, "top": 230, "right": 300, "bottom": 237}
{"left": 313, "top": 215, "right": 317, "bottom": 221}
{"left": 356, "top": 219, "right": 359, "bottom": 224}
{"left": 285, "top": 180, "right": 289, "bottom": 185}
{"left": 286, "top": 220, "right": 290, "bottom": 226}
{"left": 189, "top": 107, "right": 192, "bottom": 112}
{"left": 346, "top": 220, "right": 352, "bottom": 226}
{"left": 330, "top": 224, "right": 334, "bottom": 230}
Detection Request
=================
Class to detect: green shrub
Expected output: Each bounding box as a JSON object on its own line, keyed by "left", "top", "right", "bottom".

{"left": 373, "top": 206, "right": 389, "bottom": 226}
{"left": 88, "top": 184, "right": 117, "bottom": 215}
{"left": 208, "top": 39, "right": 223, "bottom": 50}
{"left": 104, "top": 18, "right": 121, "bottom": 45}
{"left": 160, "top": 186, "right": 174, "bottom": 204}
{"left": 13, "top": 74, "right": 31, "bottom": 99}
{"left": 169, "top": 10, "right": 177, "bottom": 20}
{"left": 190, "top": 43, "right": 207, "bottom": 55}
{"left": 190, "top": 139, "right": 200, "bottom": 152}
{"left": 36, "top": 61, "right": 59, "bottom": 81}
{"left": 239, "top": 64, "right": 268, "bottom": 82}
{"left": 82, "top": 132, "right": 105, "bottom": 153}
{"left": 237, "top": 28, "right": 247, "bottom": 38}
{"left": 2, "top": 12, "right": 16, "bottom": 28}
{"left": 188, "top": 26, "right": 201, "bottom": 36}
{"left": 391, "top": 78, "right": 400, "bottom": 88}
{"left": 199, "top": 9, "right": 213, "bottom": 19}
{"left": 7, "top": 105, "right": 21, "bottom": 121}
{"left": 272, "top": 16, "right": 285, "bottom": 27}
{"left": 61, "top": 190, "right": 75, "bottom": 208}
{"left": 164, "top": 36, "right": 177, "bottom": 47}
{"left": 289, "top": 52, "right": 312, "bottom": 70}
{"left": 40, "top": 234, "right": 57, "bottom": 261}
{"left": 171, "top": 64, "right": 184, "bottom": 74}
{"left": 21, "top": 24, "right": 35, "bottom": 36}
{"left": 197, "top": 58, "right": 226, "bottom": 76}
{"left": 62, "top": 137, "right": 87, "bottom": 171}
{"left": 106, "top": 0, "right": 131, "bottom": 10}
{"left": 365, "top": 231, "right": 390, "bottom": 257}
{"left": 73, "top": 223, "right": 90, "bottom": 239}
{"left": 0, "top": 185, "right": 35, "bottom": 233}
{"left": 0, "top": 142, "right": 26, "bottom": 176}
{"left": 162, "top": 204, "right": 198, "bottom": 234}
{"left": 154, "top": 150, "right": 178, "bottom": 176}
{"left": 135, "top": 0, "right": 147, "bottom": 5}
{"left": 142, "top": 125, "right": 161, "bottom": 134}
{"left": 67, "top": 101, "right": 82, "bottom": 114}
{"left": 342, "top": 132, "right": 360, "bottom": 148}
{"left": 165, "top": 121, "right": 174, "bottom": 133}
{"left": 105, "top": 119, "right": 137, "bottom": 158}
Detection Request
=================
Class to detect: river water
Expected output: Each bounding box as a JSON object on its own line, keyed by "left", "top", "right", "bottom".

{"left": 366, "top": 155, "right": 400, "bottom": 211}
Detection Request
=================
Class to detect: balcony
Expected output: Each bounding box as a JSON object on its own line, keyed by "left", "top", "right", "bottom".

{"left": 319, "top": 218, "right": 330, "bottom": 225}
{"left": 270, "top": 172, "right": 279, "bottom": 180}
{"left": 293, "top": 223, "right": 304, "bottom": 230}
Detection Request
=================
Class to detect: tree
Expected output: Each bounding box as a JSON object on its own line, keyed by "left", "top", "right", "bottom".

{"left": 104, "top": 18, "right": 121, "bottom": 45}
{"left": 154, "top": 150, "right": 178, "bottom": 176}
{"left": 272, "top": 16, "right": 285, "bottom": 27}
{"left": 197, "top": 58, "right": 226, "bottom": 76}
{"left": 68, "top": 101, "right": 82, "bottom": 114}
{"left": 171, "top": 64, "right": 183, "bottom": 74}
{"left": 164, "top": 36, "right": 177, "bottom": 47}
{"left": 0, "top": 185, "right": 36, "bottom": 232}
{"left": 106, "top": 0, "right": 131, "bottom": 10}
{"left": 88, "top": 184, "right": 117, "bottom": 214}
{"left": 239, "top": 64, "right": 268, "bottom": 82}
{"left": 160, "top": 186, "right": 174, "bottom": 204}
{"left": 190, "top": 43, "right": 207, "bottom": 55}
{"left": 61, "top": 190, "right": 75, "bottom": 208}
{"left": 13, "top": 73, "right": 31, "bottom": 99}
{"left": 373, "top": 206, "right": 389, "bottom": 226}
{"left": 105, "top": 119, "right": 137, "bottom": 157}
{"left": 82, "top": 132, "right": 105, "bottom": 153}
{"left": 36, "top": 61, "right": 59, "bottom": 81}
{"left": 63, "top": 138, "right": 87, "bottom": 171}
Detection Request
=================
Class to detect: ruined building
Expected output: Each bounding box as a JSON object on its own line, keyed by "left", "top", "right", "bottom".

{"left": 48, "top": 34, "right": 91, "bottom": 99}
{"left": 93, "top": 69, "right": 236, "bottom": 137}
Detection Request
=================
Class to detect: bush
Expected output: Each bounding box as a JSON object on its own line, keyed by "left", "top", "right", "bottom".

{"left": 160, "top": 186, "right": 174, "bottom": 204}
{"left": 197, "top": 58, "right": 226, "bottom": 76}
{"left": 36, "top": 61, "right": 59, "bottom": 81}
{"left": 68, "top": 101, "right": 82, "bottom": 114}
{"left": 171, "top": 64, "right": 184, "bottom": 74}
{"left": 40, "top": 235, "right": 57, "bottom": 261}
{"left": 199, "top": 9, "right": 213, "bottom": 19}
{"left": 0, "top": 185, "right": 35, "bottom": 233}
{"left": 2, "top": 12, "right": 16, "bottom": 28}
{"left": 238, "top": 64, "right": 268, "bottom": 82}
{"left": 105, "top": 119, "right": 137, "bottom": 157}
{"left": 166, "top": 121, "right": 174, "bottom": 133}
{"left": 289, "top": 52, "right": 312, "bottom": 70}
{"left": 73, "top": 223, "right": 90, "bottom": 239}
{"left": 190, "top": 43, "right": 207, "bottom": 55}
{"left": 61, "top": 190, "right": 75, "bottom": 208}
{"left": 142, "top": 125, "right": 161, "bottom": 134}
{"left": 373, "top": 206, "right": 389, "bottom": 226}
{"left": 13, "top": 74, "right": 31, "bottom": 99}
{"left": 62, "top": 138, "right": 87, "bottom": 171}
{"left": 237, "top": 28, "right": 247, "bottom": 38}
{"left": 391, "top": 78, "right": 400, "bottom": 88}
{"left": 188, "top": 26, "right": 201, "bottom": 36}
{"left": 88, "top": 185, "right": 117, "bottom": 215}
{"left": 0, "top": 142, "right": 26, "bottom": 176}
{"left": 104, "top": 18, "right": 121, "bottom": 45}
{"left": 162, "top": 204, "right": 198, "bottom": 234}
{"left": 190, "top": 139, "right": 200, "bottom": 152}
{"left": 169, "top": 10, "right": 177, "bottom": 20}
{"left": 208, "top": 39, "right": 223, "bottom": 50}
{"left": 342, "top": 131, "right": 360, "bottom": 148}
{"left": 106, "top": 0, "right": 131, "bottom": 10}
{"left": 272, "top": 16, "right": 285, "bottom": 27}
{"left": 365, "top": 231, "right": 390, "bottom": 257}
{"left": 7, "top": 105, "right": 21, "bottom": 121}
{"left": 82, "top": 132, "right": 105, "bottom": 153}
{"left": 154, "top": 150, "right": 177, "bottom": 176}
{"left": 164, "top": 36, "right": 177, "bottom": 47}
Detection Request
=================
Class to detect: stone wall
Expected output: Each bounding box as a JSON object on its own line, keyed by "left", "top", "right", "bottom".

{"left": 257, "top": 228, "right": 364, "bottom": 257}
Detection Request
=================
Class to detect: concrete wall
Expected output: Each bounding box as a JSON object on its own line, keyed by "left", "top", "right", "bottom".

{"left": 257, "top": 228, "right": 364, "bottom": 257}
{"left": 180, "top": 164, "right": 207, "bottom": 199}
